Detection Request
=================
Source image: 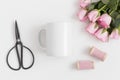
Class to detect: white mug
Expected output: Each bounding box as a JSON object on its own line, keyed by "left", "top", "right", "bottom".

{"left": 39, "top": 22, "right": 76, "bottom": 57}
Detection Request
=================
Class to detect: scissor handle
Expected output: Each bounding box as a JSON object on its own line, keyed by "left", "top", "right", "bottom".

{"left": 6, "top": 45, "right": 21, "bottom": 71}
{"left": 6, "top": 42, "right": 35, "bottom": 71}
{"left": 22, "top": 45, "right": 35, "bottom": 70}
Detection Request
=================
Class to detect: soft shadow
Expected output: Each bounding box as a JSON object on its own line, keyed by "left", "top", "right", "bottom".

{"left": 29, "top": 25, "right": 46, "bottom": 55}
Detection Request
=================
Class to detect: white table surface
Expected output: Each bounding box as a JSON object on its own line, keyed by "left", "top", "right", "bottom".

{"left": 0, "top": 0, "right": 120, "bottom": 80}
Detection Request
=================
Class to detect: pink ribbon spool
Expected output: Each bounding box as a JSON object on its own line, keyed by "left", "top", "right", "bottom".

{"left": 90, "top": 47, "right": 107, "bottom": 61}
{"left": 77, "top": 60, "right": 94, "bottom": 70}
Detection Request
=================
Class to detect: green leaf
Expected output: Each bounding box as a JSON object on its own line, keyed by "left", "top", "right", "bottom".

{"left": 118, "top": 1, "right": 120, "bottom": 7}
{"left": 107, "top": 27, "right": 114, "bottom": 34}
{"left": 107, "top": 20, "right": 115, "bottom": 34}
{"left": 116, "top": 14, "right": 120, "bottom": 19}
{"left": 111, "top": 11, "right": 119, "bottom": 19}
{"left": 87, "top": 2, "right": 98, "bottom": 11}
{"left": 117, "top": 9, "right": 120, "bottom": 13}
{"left": 97, "top": 1, "right": 105, "bottom": 9}
{"left": 117, "top": 5, "right": 120, "bottom": 13}
{"left": 101, "top": 0, "right": 110, "bottom": 4}
{"left": 107, "top": 0, "right": 119, "bottom": 11}
{"left": 112, "top": 18, "right": 120, "bottom": 28}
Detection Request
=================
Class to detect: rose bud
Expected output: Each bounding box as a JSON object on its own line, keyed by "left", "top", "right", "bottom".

{"left": 77, "top": 8, "right": 87, "bottom": 21}
{"left": 97, "top": 13, "right": 112, "bottom": 29}
{"left": 88, "top": 9, "right": 100, "bottom": 22}
{"left": 86, "top": 23, "right": 99, "bottom": 34}
{"left": 80, "top": 0, "right": 91, "bottom": 8}
{"left": 110, "top": 29, "right": 120, "bottom": 39}
{"left": 94, "top": 28, "right": 109, "bottom": 42}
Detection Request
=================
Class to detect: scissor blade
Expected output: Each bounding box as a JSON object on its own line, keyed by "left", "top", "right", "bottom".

{"left": 15, "top": 20, "right": 21, "bottom": 40}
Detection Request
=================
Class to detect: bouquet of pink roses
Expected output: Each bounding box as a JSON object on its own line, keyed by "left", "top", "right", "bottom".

{"left": 78, "top": 0, "right": 120, "bottom": 42}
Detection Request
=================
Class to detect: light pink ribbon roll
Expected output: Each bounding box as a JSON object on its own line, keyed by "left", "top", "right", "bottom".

{"left": 90, "top": 47, "right": 107, "bottom": 61}
{"left": 77, "top": 60, "right": 94, "bottom": 70}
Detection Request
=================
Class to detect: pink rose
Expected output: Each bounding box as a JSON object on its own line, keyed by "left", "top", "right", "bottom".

{"left": 94, "top": 28, "right": 109, "bottom": 42}
{"left": 88, "top": 10, "right": 100, "bottom": 22}
{"left": 110, "top": 29, "right": 120, "bottom": 39}
{"left": 80, "top": 0, "right": 91, "bottom": 8}
{"left": 78, "top": 8, "right": 87, "bottom": 21}
{"left": 86, "top": 23, "right": 99, "bottom": 34}
{"left": 97, "top": 14, "right": 111, "bottom": 29}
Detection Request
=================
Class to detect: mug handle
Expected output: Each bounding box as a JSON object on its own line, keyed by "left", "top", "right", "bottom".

{"left": 39, "top": 26, "right": 47, "bottom": 51}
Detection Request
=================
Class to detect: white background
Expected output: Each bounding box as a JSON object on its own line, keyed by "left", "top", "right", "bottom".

{"left": 0, "top": 0, "right": 120, "bottom": 80}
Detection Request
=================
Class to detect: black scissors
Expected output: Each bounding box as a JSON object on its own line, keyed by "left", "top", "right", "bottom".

{"left": 6, "top": 20, "right": 35, "bottom": 71}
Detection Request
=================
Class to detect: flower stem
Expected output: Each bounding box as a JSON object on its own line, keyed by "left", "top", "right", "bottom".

{"left": 98, "top": 5, "right": 107, "bottom": 12}
{"left": 109, "top": 10, "right": 114, "bottom": 16}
